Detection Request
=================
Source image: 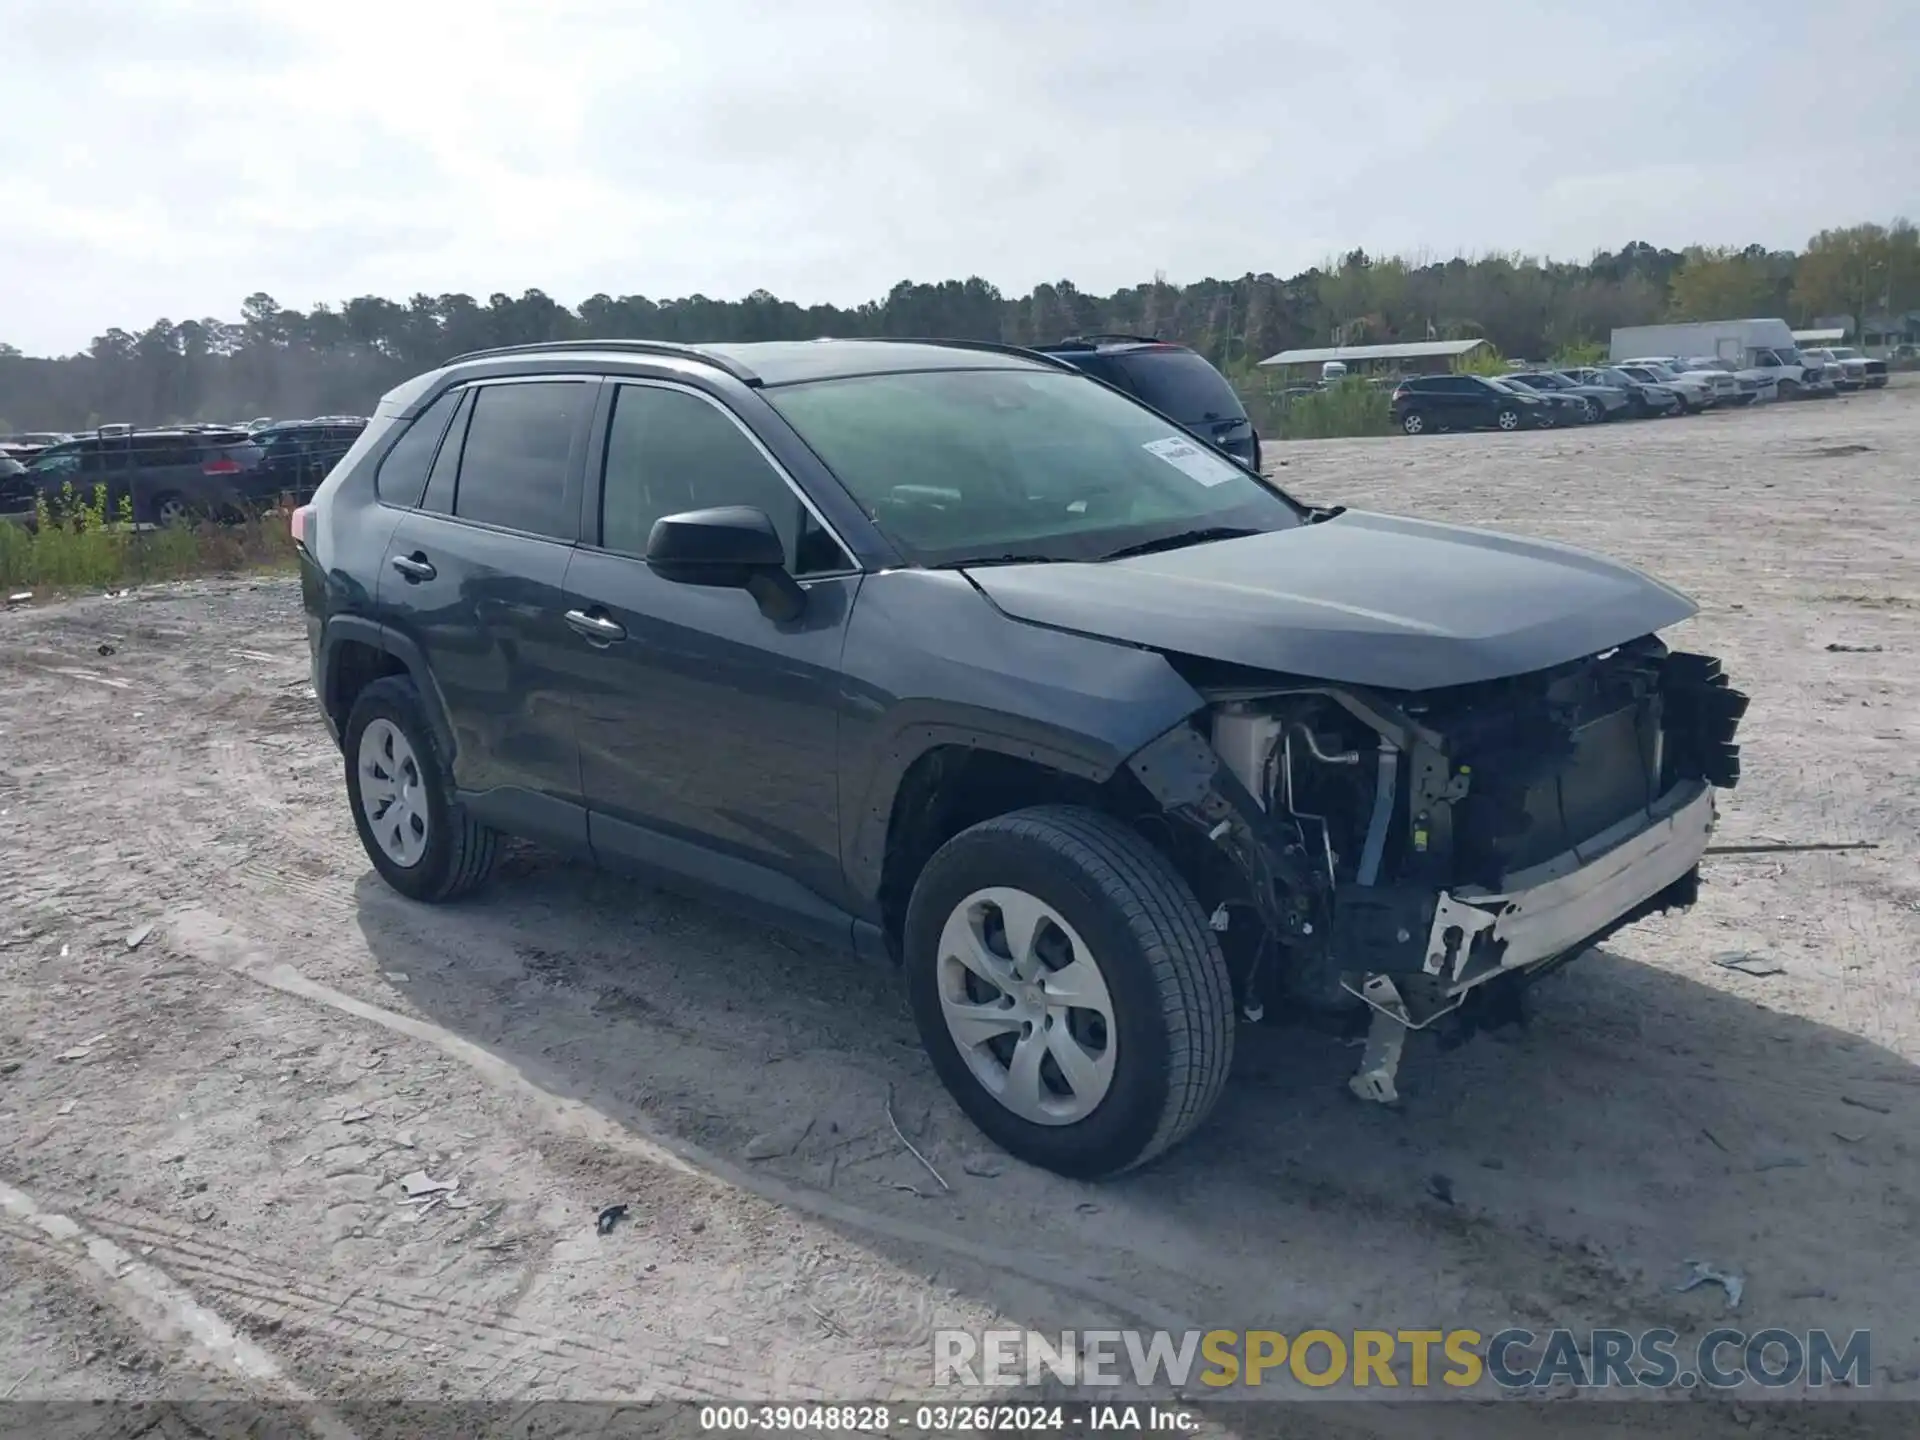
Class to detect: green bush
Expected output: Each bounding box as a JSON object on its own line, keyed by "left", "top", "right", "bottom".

{"left": 1266, "top": 377, "right": 1394, "bottom": 440}
{"left": 0, "top": 487, "right": 296, "bottom": 592}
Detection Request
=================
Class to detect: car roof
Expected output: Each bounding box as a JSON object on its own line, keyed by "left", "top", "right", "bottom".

{"left": 436, "top": 337, "right": 1069, "bottom": 390}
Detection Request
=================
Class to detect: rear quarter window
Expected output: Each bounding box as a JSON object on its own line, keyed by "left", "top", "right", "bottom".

{"left": 375, "top": 389, "right": 463, "bottom": 507}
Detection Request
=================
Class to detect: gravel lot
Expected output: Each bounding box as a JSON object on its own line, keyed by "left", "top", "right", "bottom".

{"left": 1, "top": 381, "right": 1915, "bottom": 1435}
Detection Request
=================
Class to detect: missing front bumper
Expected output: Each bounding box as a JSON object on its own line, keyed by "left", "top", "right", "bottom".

{"left": 1341, "top": 780, "right": 1716, "bottom": 1025}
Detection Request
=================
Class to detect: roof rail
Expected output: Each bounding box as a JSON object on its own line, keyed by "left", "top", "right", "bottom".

{"left": 1057, "top": 332, "right": 1167, "bottom": 347}
{"left": 853, "top": 336, "right": 1081, "bottom": 372}
{"left": 441, "top": 338, "right": 761, "bottom": 384}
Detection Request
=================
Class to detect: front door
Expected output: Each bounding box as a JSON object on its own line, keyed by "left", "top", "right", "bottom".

{"left": 561, "top": 379, "right": 862, "bottom": 935}
{"left": 376, "top": 376, "right": 596, "bottom": 850}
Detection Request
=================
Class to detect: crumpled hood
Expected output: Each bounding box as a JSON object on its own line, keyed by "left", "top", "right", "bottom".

{"left": 965, "top": 509, "right": 1698, "bottom": 692}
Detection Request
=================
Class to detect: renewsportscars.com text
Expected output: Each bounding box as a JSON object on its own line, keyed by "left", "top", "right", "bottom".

{"left": 933, "top": 1328, "right": 1872, "bottom": 1391}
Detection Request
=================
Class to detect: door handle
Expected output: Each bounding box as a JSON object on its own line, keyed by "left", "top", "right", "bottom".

{"left": 390, "top": 553, "right": 436, "bottom": 583}
{"left": 565, "top": 609, "right": 627, "bottom": 644}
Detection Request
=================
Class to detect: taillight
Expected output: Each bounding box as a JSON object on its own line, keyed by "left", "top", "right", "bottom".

{"left": 290, "top": 504, "right": 315, "bottom": 549}
{"left": 202, "top": 455, "right": 243, "bottom": 475}
{"left": 1391, "top": 386, "right": 1410, "bottom": 401}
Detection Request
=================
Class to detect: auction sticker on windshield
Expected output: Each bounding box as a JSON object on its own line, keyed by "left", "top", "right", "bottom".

{"left": 1142, "top": 436, "right": 1235, "bottom": 486}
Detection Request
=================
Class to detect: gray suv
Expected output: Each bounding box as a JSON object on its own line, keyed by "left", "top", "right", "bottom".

{"left": 297, "top": 338, "right": 1747, "bottom": 1177}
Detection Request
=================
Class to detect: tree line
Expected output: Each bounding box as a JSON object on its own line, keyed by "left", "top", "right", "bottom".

{"left": 1, "top": 220, "right": 1912, "bottom": 433}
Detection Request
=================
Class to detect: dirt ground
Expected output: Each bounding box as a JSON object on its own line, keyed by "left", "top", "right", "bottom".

{"left": 1, "top": 381, "right": 1915, "bottom": 1436}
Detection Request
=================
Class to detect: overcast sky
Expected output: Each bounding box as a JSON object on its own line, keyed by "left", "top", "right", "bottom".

{"left": 4, "top": 0, "right": 1916, "bottom": 355}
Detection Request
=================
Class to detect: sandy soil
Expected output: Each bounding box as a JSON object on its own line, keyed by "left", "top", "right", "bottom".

{"left": 1, "top": 380, "right": 1915, "bottom": 1436}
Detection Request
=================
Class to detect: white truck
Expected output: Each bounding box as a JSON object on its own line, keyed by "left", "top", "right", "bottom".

{"left": 1610, "top": 319, "right": 1826, "bottom": 400}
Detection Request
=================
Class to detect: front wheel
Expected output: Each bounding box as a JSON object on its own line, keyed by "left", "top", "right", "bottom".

{"left": 1496, "top": 407, "right": 1521, "bottom": 431}
{"left": 1584, "top": 398, "right": 1603, "bottom": 423}
{"left": 1778, "top": 379, "right": 1801, "bottom": 402}
{"left": 903, "top": 806, "right": 1234, "bottom": 1178}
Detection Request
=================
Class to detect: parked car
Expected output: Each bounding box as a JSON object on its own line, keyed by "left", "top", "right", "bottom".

{"left": 245, "top": 417, "right": 369, "bottom": 502}
{"left": 1801, "top": 346, "right": 1886, "bottom": 391}
{"left": 1824, "top": 346, "right": 1889, "bottom": 389}
{"left": 19, "top": 426, "right": 262, "bottom": 525}
{"left": 1618, "top": 357, "right": 1743, "bottom": 408}
{"left": 1035, "top": 335, "right": 1260, "bottom": 470}
{"left": 1674, "top": 359, "right": 1765, "bottom": 406}
{"left": 1506, "top": 370, "right": 1637, "bottom": 422}
{"left": 1797, "top": 347, "right": 1861, "bottom": 391}
{"left": 0, "top": 431, "right": 75, "bottom": 465}
{"left": 0, "top": 454, "right": 31, "bottom": 526}
{"left": 295, "top": 337, "right": 1747, "bottom": 1176}
{"left": 1390, "top": 374, "right": 1547, "bottom": 434}
{"left": 1585, "top": 364, "right": 1709, "bottom": 413}
{"left": 1498, "top": 376, "right": 1590, "bottom": 426}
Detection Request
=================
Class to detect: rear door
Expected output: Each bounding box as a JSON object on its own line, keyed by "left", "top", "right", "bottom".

{"left": 561, "top": 378, "right": 863, "bottom": 932}
{"left": 377, "top": 376, "right": 595, "bottom": 850}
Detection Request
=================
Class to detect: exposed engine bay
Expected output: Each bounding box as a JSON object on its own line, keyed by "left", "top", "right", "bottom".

{"left": 1128, "top": 635, "right": 1748, "bottom": 1103}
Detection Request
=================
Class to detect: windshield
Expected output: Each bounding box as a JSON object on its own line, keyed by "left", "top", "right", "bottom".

{"left": 764, "top": 367, "right": 1301, "bottom": 567}
{"left": 1829, "top": 347, "right": 1861, "bottom": 359}
{"left": 1602, "top": 368, "right": 1647, "bottom": 385}
{"left": 1109, "top": 348, "right": 1249, "bottom": 424}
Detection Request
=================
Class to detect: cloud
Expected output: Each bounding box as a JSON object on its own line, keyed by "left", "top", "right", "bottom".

{"left": 3, "top": 0, "right": 1916, "bottom": 353}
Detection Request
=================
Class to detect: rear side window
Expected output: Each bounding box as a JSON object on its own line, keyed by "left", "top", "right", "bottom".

{"left": 451, "top": 381, "right": 585, "bottom": 538}
{"left": 377, "top": 388, "right": 463, "bottom": 507}
{"left": 1109, "top": 348, "right": 1246, "bottom": 422}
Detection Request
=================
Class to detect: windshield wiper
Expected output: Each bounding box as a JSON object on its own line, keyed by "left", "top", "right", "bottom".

{"left": 1098, "top": 526, "right": 1266, "bottom": 561}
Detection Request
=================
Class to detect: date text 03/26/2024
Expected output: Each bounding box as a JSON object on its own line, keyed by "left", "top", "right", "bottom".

{"left": 698, "top": 1405, "right": 1200, "bottom": 1433}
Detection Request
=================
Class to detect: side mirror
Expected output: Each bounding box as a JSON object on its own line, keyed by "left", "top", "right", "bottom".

{"left": 645, "top": 505, "right": 806, "bottom": 623}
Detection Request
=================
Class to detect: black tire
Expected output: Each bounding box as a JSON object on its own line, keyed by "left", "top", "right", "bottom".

{"left": 342, "top": 675, "right": 499, "bottom": 903}
{"left": 903, "top": 806, "right": 1234, "bottom": 1179}
{"left": 1777, "top": 379, "right": 1801, "bottom": 402}
{"left": 1584, "top": 398, "right": 1603, "bottom": 423}
{"left": 1495, "top": 407, "right": 1522, "bottom": 431}
{"left": 151, "top": 492, "right": 192, "bottom": 527}
{"left": 1401, "top": 411, "right": 1427, "bottom": 436}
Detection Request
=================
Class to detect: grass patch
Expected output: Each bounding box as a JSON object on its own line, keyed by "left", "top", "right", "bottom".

{"left": 1258, "top": 378, "right": 1395, "bottom": 440}
{"left": 0, "top": 482, "right": 296, "bottom": 593}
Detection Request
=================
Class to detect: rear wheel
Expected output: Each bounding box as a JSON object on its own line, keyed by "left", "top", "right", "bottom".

{"left": 152, "top": 492, "right": 192, "bottom": 527}
{"left": 903, "top": 806, "right": 1234, "bottom": 1178}
{"left": 343, "top": 675, "right": 499, "bottom": 903}
{"left": 1401, "top": 411, "right": 1427, "bottom": 436}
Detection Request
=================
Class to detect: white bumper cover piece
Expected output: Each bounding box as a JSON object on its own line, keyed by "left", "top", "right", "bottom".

{"left": 1423, "top": 780, "right": 1716, "bottom": 987}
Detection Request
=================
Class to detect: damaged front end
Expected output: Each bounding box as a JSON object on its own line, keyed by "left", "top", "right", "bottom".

{"left": 1127, "top": 637, "right": 1748, "bottom": 1102}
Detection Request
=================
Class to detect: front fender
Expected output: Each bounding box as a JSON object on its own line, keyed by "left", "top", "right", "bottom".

{"left": 836, "top": 570, "right": 1205, "bottom": 906}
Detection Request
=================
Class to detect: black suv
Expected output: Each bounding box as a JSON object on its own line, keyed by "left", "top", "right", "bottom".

{"left": 1389, "top": 375, "right": 1546, "bottom": 435}
{"left": 1035, "top": 335, "right": 1260, "bottom": 471}
{"left": 298, "top": 338, "right": 1745, "bottom": 1177}
{"left": 246, "top": 417, "right": 369, "bottom": 502}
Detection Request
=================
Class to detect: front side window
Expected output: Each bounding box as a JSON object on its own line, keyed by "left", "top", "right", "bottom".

{"left": 599, "top": 384, "right": 849, "bottom": 574}
{"left": 764, "top": 367, "right": 1302, "bottom": 567}
{"left": 451, "top": 381, "right": 585, "bottom": 538}
{"left": 376, "top": 388, "right": 462, "bottom": 507}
